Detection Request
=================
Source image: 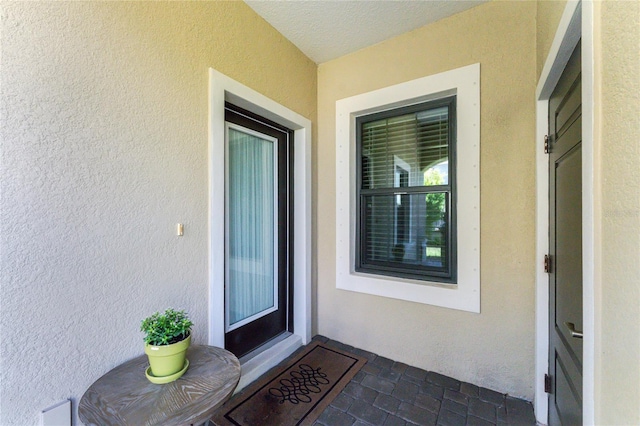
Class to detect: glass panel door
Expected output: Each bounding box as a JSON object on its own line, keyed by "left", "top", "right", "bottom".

{"left": 225, "top": 123, "right": 278, "bottom": 332}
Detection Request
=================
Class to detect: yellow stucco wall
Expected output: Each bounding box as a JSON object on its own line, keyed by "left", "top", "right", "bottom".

{"left": 595, "top": 1, "right": 640, "bottom": 423}
{"left": 0, "top": 2, "right": 316, "bottom": 424}
{"left": 535, "top": 0, "right": 640, "bottom": 421}
{"left": 316, "top": 1, "right": 537, "bottom": 399}
{"left": 3, "top": 1, "right": 639, "bottom": 423}
{"left": 536, "top": 0, "right": 569, "bottom": 79}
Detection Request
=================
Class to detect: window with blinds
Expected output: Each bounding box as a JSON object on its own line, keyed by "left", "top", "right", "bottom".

{"left": 355, "top": 97, "right": 456, "bottom": 282}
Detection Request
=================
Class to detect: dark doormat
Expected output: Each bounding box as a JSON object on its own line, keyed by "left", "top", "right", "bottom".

{"left": 210, "top": 341, "right": 367, "bottom": 426}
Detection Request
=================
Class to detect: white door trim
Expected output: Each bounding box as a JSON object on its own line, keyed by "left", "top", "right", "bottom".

{"left": 207, "top": 68, "right": 312, "bottom": 355}
{"left": 534, "top": 1, "right": 595, "bottom": 424}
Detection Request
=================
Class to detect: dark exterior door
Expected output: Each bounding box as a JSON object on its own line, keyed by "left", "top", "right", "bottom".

{"left": 548, "top": 41, "right": 583, "bottom": 425}
{"left": 224, "top": 103, "right": 293, "bottom": 359}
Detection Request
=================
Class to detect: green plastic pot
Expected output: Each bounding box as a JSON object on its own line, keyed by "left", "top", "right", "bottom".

{"left": 144, "top": 334, "right": 191, "bottom": 380}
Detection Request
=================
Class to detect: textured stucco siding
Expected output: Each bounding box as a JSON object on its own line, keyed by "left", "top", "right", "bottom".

{"left": 2, "top": 1, "right": 639, "bottom": 424}
{"left": 0, "top": 2, "right": 316, "bottom": 424}
{"left": 316, "top": 1, "right": 537, "bottom": 400}
{"left": 595, "top": 0, "right": 640, "bottom": 423}
{"left": 536, "top": 0, "right": 568, "bottom": 80}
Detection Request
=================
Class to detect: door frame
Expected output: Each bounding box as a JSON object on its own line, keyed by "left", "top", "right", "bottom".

{"left": 208, "top": 69, "right": 312, "bottom": 371}
{"left": 535, "top": 1, "right": 595, "bottom": 424}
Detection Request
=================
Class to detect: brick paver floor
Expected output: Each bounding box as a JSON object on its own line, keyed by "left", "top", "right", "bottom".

{"left": 210, "top": 335, "right": 536, "bottom": 426}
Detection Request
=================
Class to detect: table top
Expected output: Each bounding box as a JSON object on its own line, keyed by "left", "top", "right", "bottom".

{"left": 79, "top": 345, "right": 241, "bottom": 426}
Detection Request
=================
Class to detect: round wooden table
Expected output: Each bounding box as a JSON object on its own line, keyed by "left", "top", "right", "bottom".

{"left": 79, "top": 345, "right": 241, "bottom": 426}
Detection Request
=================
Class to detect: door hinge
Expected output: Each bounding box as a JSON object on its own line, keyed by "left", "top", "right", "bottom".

{"left": 544, "top": 254, "right": 552, "bottom": 273}
{"left": 544, "top": 374, "right": 552, "bottom": 393}
{"left": 544, "top": 135, "right": 550, "bottom": 154}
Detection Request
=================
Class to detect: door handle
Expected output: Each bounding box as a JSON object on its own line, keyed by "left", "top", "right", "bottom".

{"left": 564, "top": 322, "right": 583, "bottom": 339}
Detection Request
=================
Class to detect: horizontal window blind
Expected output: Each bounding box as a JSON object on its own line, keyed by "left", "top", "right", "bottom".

{"left": 361, "top": 106, "right": 449, "bottom": 190}
{"left": 356, "top": 98, "right": 456, "bottom": 281}
{"left": 362, "top": 193, "right": 449, "bottom": 273}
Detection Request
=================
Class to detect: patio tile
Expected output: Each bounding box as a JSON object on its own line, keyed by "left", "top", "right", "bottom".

{"left": 344, "top": 381, "right": 379, "bottom": 404}
{"left": 466, "top": 415, "right": 495, "bottom": 426}
{"left": 397, "top": 401, "right": 438, "bottom": 425}
{"left": 348, "top": 399, "right": 389, "bottom": 425}
{"left": 316, "top": 405, "right": 356, "bottom": 426}
{"left": 392, "top": 379, "right": 420, "bottom": 403}
{"left": 404, "top": 365, "right": 429, "bottom": 382}
{"left": 427, "top": 372, "right": 462, "bottom": 391}
{"left": 223, "top": 336, "right": 536, "bottom": 426}
{"left": 384, "top": 414, "right": 408, "bottom": 426}
{"left": 332, "top": 393, "right": 356, "bottom": 412}
{"left": 353, "top": 370, "right": 367, "bottom": 383}
{"left": 363, "top": 374, "right": 397, "bottom": 395}
{"left": 444, "top": 389, "right": 469, "bottom": 406}
{"left": 421, "top": 381, "right": 445, "bottom": 400}
{"left": 441, "top": 398, "right": 467, "bottom": 417}
{"left": 415, "top": 393, "right": 442, "bottom": 414}
{"left": 496, "top": 404, "right": 508, "bottom": 423}
{"left": 468, "top": 397, "right": 497, "bottom": 423}
{"left": 505, "top": 396, "right": 536, "bottom": 425}
{"left": 327, "top": 339, "right": 355, "bottom": 353}
{"left": 373, "top": 355, "right": 396, "bottom": 370}
{"left": 353, "top": 347, "right": 378, "bottom": 363}
{"left": 437, "top": 409, "right": 466, "bottom": 426}
{"left": 374, "top": 393, "right": 402, "bottom": 414}
{"left": 391, "top": 361, "right": 409, "bottom": 375}
{"left": 379, "top": 368, "right": 403, "bottom": 383}
{"left": 363, "top": 363, "right": 384, "bottom": 376}
{"left": 460, "top": 382, "right": 480, "bottom": 398}
{"left": 478, "top": 387, "right": 506, "bottom": 406}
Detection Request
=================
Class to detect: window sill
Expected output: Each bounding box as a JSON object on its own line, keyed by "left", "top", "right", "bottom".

{"left": 335, "top": 63, "right": 480, "bottom": 313}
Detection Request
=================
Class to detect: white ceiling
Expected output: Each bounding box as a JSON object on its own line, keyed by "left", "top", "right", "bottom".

{"left": 244, "top": 0, "right": 488, "bottom": 64}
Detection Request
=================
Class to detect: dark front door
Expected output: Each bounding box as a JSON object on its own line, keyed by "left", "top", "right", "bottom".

{"left": 548, "top": 41, "right": 583, "bottom": 425}
{"left": 224, "top": 103, "right": 293, "bottom": 358}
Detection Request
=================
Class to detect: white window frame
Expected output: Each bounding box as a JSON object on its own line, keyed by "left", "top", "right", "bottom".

{"left": 393, "top": 154, "right": 412, "bottom": 245}
{"left": 335, "top": 63, "right": 480, "bottom": 313}
{"left": 534, "top": 1, "right": 595, "bottom": 423}
{"left": 208, "top": 69, "right": 312, "bottom": 376}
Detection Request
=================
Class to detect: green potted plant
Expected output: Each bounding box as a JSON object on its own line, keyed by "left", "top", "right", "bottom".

{"left": 141, "top": 308, "right": 193, "bottom": 384}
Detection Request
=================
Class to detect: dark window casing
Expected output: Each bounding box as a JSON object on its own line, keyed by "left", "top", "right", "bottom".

{"left": 355, "top": 97, "right": 457, "bottom": 283}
